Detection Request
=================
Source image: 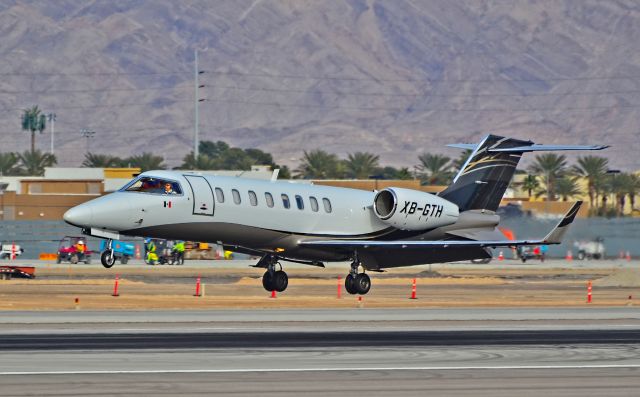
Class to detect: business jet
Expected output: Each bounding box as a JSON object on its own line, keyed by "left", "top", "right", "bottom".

{"left": 64, "top": 135, "right": 606, "bottom": 295}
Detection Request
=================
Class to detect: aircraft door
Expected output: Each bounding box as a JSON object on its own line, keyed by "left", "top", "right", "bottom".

{"left": 184, "top": 175, "right": 214, "bottom": 216}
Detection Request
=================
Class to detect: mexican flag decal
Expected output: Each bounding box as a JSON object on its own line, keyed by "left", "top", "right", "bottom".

{"left": 163, "top": 201, "right": 172, "bottom": 208}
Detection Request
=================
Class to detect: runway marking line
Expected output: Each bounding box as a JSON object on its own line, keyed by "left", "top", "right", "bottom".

{"left": 2, "top": 364, "right": 640, "bottom": 376}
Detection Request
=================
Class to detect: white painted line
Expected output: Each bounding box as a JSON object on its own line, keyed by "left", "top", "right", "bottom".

{"left": 2, "top": 364, "right": 640, "bottom": 376}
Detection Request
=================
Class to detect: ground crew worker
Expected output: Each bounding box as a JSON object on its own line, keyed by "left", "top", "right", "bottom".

{"left": 75, "top": 240, "right": 86, "bottom": 261}
{"left": 173, "top": 240, "right": 185, "bottom": 265}
{"left": 146, "top": 239, "right": 158, "bottom": 265}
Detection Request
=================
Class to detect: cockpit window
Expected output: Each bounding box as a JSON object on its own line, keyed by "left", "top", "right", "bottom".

{"left": 124, "top": 177, "right": 182, "bottom": 195}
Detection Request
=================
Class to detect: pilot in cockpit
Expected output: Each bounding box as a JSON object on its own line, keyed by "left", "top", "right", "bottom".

{"left": 164, "top": 182, "right": 177, "bottom": 195}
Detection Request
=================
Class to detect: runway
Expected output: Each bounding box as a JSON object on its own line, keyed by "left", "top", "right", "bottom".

{"left": 1, "top": 308, "right": 640, "bottom": 396}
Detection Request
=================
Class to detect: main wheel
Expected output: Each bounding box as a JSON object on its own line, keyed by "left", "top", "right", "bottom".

{"left": 345, "top": 274, "right": 357, "bottom": 295}
{"left": 101, "top": 250, "right": 116, "bottom": 268}
{"left": 70, "top": 254, "right": 79, "bottom": 264}
{"left": 262, "top": 271, "right": 274, "bottom": 291}
{"left": 355, "top": 273, "right": 371, "bottom": 295}
{"left": 273, "top": 270, "right": 288, "bottom": 292}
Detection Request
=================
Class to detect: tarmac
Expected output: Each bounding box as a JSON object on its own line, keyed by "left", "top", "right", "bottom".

{"left": 1, "top": 308, "right": 640, "bottom": 396}
{"left": 1, "top": 259, "right": 640, "bottom": 395}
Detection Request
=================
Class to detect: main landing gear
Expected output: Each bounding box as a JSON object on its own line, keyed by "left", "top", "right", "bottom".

{"left": 261, "top": 257, "right": 288, "bottom": 293}
{"left": 101, "top": 239, "right": 116, "bottom": 269}
{"left": 344, "top": 257, "right": 371, "bottom": 295}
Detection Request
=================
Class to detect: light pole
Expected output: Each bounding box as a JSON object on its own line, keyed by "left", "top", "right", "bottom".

{"left": 47, "top": 113, "right": 56, "bottom": 155}
{"left": 81, "top": 128, "right": 95, "bottom": 155}
{"left": 194, "top": 48, "right": 206, "bottom": 159}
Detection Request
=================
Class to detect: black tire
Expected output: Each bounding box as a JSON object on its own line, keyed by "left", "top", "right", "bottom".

{"left": 120, "top": 256, "right": 129, "bottom": 265}
{"left": 577, "top": 251, "right": 586, "bottom": 260}
{"left": 274, "top": 270, "right": 288, "bottom": 292}
{"left": 101, "top": 251, "right": 116, "bottom": 268}
{"left": 345, "top": 274, "right": 357, "bottom": 295}
{"left": 84, "top": 258, "right": 91, "bottom": 264}
{"left": 262, "top": 271, "right": 274, "bottom": 292}
{"left": 355, "top": 273, "right": 371, "bottom": 295}
{"left": 593, "top": 253, "right": 601, "bottom": 260}
{"left": 70, "top": 254, "right": 79, "bottom": 265}
{"left": 56, "top": 254, "right": 62, "bottom": 264}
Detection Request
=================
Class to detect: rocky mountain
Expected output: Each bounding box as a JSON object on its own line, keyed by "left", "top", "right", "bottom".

{"left": 0, "top": 0, "right": 639, "bottom": 170}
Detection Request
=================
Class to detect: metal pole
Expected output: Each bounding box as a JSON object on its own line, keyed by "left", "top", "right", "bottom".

{"left": 48, "top": 113, "right": 56, "bottom": 155}
{"left": 194, "top": 49, "right": 199, "bottom": 159}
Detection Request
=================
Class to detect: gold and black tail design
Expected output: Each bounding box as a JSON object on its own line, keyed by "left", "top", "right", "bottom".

{"left": 439, "top": 135, "right": 607, "bottom": 212}
{"left": 439, "top": 135, "right": 531, "bottom": 212}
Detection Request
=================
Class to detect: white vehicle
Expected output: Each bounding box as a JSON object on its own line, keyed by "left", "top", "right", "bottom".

{"left": 0, "top": 244, "right": 24, "bottom": 259}
{"left": 574, "top": 237, "right": 605, "bottom": 260}
{"left": 64, "top": 134, "right": 605, "bottom": 295}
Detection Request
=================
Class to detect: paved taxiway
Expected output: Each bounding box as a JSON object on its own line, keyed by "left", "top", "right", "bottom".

{"left": 1, "top": 308, "right": 640, "bottom": 396}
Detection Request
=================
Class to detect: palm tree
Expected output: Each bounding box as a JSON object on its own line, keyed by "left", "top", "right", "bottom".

{"left": 0, "top": 152, "right": 22, "bottom": 176}
{"left": 555, "top": 176, "right": 582, "bottom": 202}
{"left": 395, "top": 167, "right": 413, "bottom": 180}
{"left": 608, "top": 173, "right": 630, "bottom": 217}
{"left": 295, "top": 150, "right": 341, "bottom": 179}
{"left": 82, "top": 153, "right": 124, "bottom": 168}
{"left": 417, "top": 153, "right": 452, "bottom": 185}
{"left": 16, "top": 150, "right": 56, "bottom": 176}
{"left": 625, "top": 174, "right": 640, "bottom": 212}
{"left": 345, "top": 152, "right": 380, "bottom": 179}
{"left": 571, "top": 156, "right": 608, "bottom": 210}
{"left": 126, "top": 153, "right": 165, "bottom": 172}
{"left": 178, "top": 152, "right": 218, "bottom": 170}
{"left": 528, "top": 153, "right": 567, "bottom": 200}
{"left": 21, "top": 106, "right": 47, "bottom": 154}
{"left": 520, "top": 174, "right": 540, "bottom": 198}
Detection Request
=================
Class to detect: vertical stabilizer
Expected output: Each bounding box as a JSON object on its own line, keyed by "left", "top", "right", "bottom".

{"left": 439, "top": 135, "right": 531, "bottom": 212}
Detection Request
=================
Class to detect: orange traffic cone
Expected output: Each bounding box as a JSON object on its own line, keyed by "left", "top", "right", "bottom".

{"left": 498, "top": 251, "right": 504, "bottom": 261}
{"left": 566, "top": 250, "right": 573, "bottom": 261}
{"left": 626, "top": 251, "right": 631, "bottom": 261}
{"left": 270, "top": 290, "right": 277, "bottom": 298}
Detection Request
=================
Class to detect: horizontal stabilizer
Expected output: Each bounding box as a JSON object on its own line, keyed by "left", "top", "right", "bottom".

{"left": 489, "top": 144, "right": 609, "bottom": 153}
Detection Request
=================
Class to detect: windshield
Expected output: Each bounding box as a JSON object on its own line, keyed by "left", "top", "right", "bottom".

{"left": 123, "top": 176, "right": 182, "bottom": 195}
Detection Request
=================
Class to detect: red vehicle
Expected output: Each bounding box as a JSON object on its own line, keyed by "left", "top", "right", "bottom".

{"left": 57, "top": 236, "right": 93, "bottom": 264}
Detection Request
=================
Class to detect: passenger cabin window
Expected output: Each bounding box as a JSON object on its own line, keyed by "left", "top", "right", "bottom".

{"left": 215, "top": 188, "right": 224, "bottom": 203}
{"left": 322, "top": 198, "right": 332, "bottom": 213}
{"left": 265, "top": 192, "right": 274, "bottom": 208}
{"left": 281, "top": 194, "right": 290, "bottom": 209}
{"left": 248, "top": 190, "right": 258, "bottom": 206}
{"left": 309, "top": 196, "right": 319, "bottom": 212}
{"left": 295, "top": 195, "right": 304, "bottom": 210}
{"left": 232, "top": 189, "right": 241, "bottom": 204}
{"left": 124, "top": 177, "right": 182, "bottom": 195}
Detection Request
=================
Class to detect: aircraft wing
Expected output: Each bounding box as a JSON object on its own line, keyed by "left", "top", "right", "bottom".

{"left": 300, "top": 202, "right": 582, "bottom": 250}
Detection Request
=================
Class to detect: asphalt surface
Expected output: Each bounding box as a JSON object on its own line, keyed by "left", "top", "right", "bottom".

{"left": 1, "top": 308, "right": 640, "bottom": 396}
{"left": 2, "top": 329, "right": 640, "bottom": 351}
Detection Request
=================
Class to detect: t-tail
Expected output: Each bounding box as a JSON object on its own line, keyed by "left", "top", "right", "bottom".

{"left": 438, "top": 134, "right": 608, "bottom": 212}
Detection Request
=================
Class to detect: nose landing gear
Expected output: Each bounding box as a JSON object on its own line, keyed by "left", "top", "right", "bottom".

{"left": 101, "top": 239, "right": 116, "bottom": 268}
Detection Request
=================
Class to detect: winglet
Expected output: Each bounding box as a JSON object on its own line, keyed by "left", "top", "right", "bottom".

{"left": 542, "top": 201, "right": 582, "bottom": 244}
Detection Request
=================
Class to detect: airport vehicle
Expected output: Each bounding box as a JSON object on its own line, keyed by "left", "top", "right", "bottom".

{"left": 99, "top": 239, "right": 135, "bottom": 265}
{"left": 57, "top": 236, "right": 92, "bottom": 264}
{"left": 574, "top": 237, "right": 605, "bottom": 260}
{"left": 0, "top": 244, "right": 24, "bottom": 259}
{"left": 63, "top": 134, "right": 606, "bottom": 295}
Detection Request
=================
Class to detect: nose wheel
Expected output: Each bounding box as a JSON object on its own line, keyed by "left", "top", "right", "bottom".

{"left": 101, "top": 239, "right": 116, "bottom": 268}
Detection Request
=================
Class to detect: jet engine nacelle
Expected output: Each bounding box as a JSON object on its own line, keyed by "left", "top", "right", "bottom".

{"left": 373, "top": 187, "right": 459, "bottom": 231}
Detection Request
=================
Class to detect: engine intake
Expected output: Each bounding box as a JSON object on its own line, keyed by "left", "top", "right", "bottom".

{"left": 373, "top": 187, "right": 459, "bottom": 231}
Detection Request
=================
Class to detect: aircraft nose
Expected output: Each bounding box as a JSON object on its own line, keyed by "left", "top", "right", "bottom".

{"left": 63, "top": 203, "right": 93, "bottom": 227}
